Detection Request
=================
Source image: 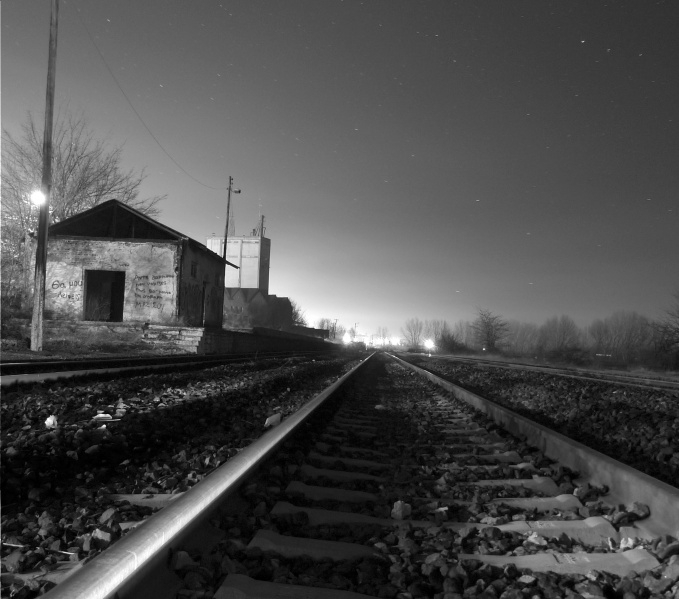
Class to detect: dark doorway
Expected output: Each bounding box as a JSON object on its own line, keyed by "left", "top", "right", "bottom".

{"left": 84, "top": 270, "right": 125, "bottom": 321}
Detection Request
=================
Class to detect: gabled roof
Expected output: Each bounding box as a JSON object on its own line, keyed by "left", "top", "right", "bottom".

{"left": 46, "top": 199, "right": 238, "bottom": 268}
{"left": 48, "top": 199, "right": 184, "bottom": 240}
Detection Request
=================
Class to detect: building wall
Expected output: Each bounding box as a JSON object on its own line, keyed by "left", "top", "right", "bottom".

{"left": 26, "top": 238, "right": 180, "bottom": 323}
{"left": 222, "top": 290, "right": 292, "bottom": 330}
{"left": 258, "top": 238, "right": 271, "bottom": 293}
{"left": 179, "top": 242, "right": 225, "bottom": 327}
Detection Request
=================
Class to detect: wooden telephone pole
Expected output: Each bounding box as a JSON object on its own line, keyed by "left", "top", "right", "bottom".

{"left": 31, "top": 0, "right": 59, "bottom": 351}
{"left": 222, "top": 176, "right": 241, "bottom": 260}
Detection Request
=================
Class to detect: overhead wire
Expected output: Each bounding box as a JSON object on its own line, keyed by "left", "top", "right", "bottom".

{"left": 73, "top": 2, "right": 227, "bottom": 191}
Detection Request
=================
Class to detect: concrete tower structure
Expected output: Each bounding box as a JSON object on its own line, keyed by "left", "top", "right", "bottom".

{"left": 207, "top": 218, "right": 270, "bottom": 293}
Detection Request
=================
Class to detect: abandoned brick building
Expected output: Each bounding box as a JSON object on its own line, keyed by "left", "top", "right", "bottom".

{"left": 24, "top": 200, "right": 235, "bottom": 327}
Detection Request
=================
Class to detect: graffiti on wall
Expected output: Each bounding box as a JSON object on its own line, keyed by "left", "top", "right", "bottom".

{"left": 133, "top": 274, "right": 174, "bottom": 311}
{"left": 51, "top": 279, "right": 82, "bottom": 302}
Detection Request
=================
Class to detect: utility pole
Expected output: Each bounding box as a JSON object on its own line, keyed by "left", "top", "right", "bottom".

{"left": 31, "top": 0, "right": 59, "bottom": 351}
{"left": 222, "top": 176, "right": 241, "bottom": 260}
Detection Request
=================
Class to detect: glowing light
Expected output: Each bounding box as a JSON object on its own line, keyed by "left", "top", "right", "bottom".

{"left": 31, "top": 190, "right": 46, "bottom": 205}
{"left": 342, "top": 332, "right": 351, "bottom": 344}
{"left": 424, "top": 339, "right": 435, "bottom": 350}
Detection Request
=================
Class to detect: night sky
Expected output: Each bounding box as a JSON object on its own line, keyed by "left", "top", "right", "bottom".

{"left": 3, "top": 0, "right": 678, "bottom": 338}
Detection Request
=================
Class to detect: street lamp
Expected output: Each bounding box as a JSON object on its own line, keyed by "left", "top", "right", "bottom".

{"left": 31, "top": 190, "right": 46, "bottom": 205}
{"left": 424, "top": 338, "right": 435, "bottom": 357}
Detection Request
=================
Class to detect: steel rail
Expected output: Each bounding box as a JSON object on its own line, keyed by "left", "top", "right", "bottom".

{"left": 414, "top": 353, "right": 679, "bottom": 392}
{"left": 0, "top": 349, "right": 330, "bottom": 373}
{"left": 43, "top": 353, "right": 376, "bottom": 599}
{"left": 0, "top": 349, "right": 337, "bottom": 388}
{"left": 388, "top": 353, "right": 679, "bottom": 539}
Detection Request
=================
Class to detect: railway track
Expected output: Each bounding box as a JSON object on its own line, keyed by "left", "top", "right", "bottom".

{"left": 0, "top": 349, "right": 338, "bottom": 389}
{"left": 3, "top": 353, "right": 679, "bottom": 599}
{"left": 423, "top": 354, "right": 679, "bottom": 393}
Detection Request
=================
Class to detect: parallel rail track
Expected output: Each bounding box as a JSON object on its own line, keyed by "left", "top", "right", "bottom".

{"left": 422, "top": 354, "right": 679, "bottom": 392}
{"left": 6, "top": 352, "right": 679, "bottom": 599}
{"left": 0, "top": 349, "right": 338, "bottom": 389}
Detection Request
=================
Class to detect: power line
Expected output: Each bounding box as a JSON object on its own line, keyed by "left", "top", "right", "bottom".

{"left": 74, "top": 4, "right": 227, "bottom": 191}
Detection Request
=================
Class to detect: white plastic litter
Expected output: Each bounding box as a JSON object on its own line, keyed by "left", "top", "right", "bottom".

{"left": 526, "top": 532, "right": 548, "bottom": 546}
{"left": 264, "top": 413, "right": 282, "bottom": 428}
{"left": 391, "top": 500, "right": 412, "bottom": 520}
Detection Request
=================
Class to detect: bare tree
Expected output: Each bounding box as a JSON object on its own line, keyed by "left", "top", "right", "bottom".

{"left": 608, "top": 311, "right": 652, "bottom": 363}
{"left": 290, "top": 300, "right": 307, "bottom": 326}
{"left": 505, "top": 321, "right": 540, "bottom": 356}
{"left": 438, "top": 327, "right": 466, "bottom": 353}
{"left": 401, "top": 317, "right": 424, "bottom": 348}
{"left": 376, "top": 326, "right": 390, "bottom": 345}
{"left": 424, "top": 319, "right": 448, "bottom": 344}
{"left": 538, "top": 315, "right": 581, "bottom": 354}
{"left": 589, "top": 311, "right": 652, "bottom": 364}
{"left": 453, "top": 320, "right": 475, "bottom": 348}
{"left": 316, "top": 317, "right": 332, "bottom": 330}
{"left": 317, "top": 317, "right": 342, "bottom": 339}
{"left": 589, "top": 318, "right": 614, "bottom": 356}
{"left": 655, "top": 292, "right": 679, "bottom": 356}
{"left": 1, "top": 110, "right": 164, "bottom": 304}
{"left": 471, "top": 309, "right": 508, "bottom": 352}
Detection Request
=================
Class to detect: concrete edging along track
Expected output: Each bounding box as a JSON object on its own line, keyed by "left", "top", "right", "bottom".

{"left": 388, "top": 353, "right": 679, "bottom": 539}
{"left": 41, "top": 354, "right": 378, "bottom": 599}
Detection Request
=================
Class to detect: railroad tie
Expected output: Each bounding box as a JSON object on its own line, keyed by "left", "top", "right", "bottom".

{"left": 247, "top": 529, "right": 376, "bottom": 561}
{"left": 285, "top": 480, "right": 379, "bottom": 503}
{"left": 214, "top": 573, "right": 376, "bottom": 599}
{"left": 486, "top": 493, "right": 584, "bottom": 511}
{"left": 298, "top": 463, "right": 386, "bottom": 483}
{"left": 306, "top": 450, "right": 392, "bottom": 471}
{"left": 451, "top": 476, "right": 561, "bottom": 495}
{"left": 269, "top": 502, "right": 618, "bottom": 545}
{"left": 457, "top": 450, "right": 523, "bottom": 463}
{"left": 333, "top": 415, "right": 379, "bottom": 428}
{"left": 495, "top": 517, "right": 620, "bottom": 544}
{"left": 455, "top": 548, "right": 659, "bottom": 577}
{"left": 314, "top": 441, "right": 390, "bottom": 458}
{"left": 324, "top": 425, "right": 377, "bottom": 439}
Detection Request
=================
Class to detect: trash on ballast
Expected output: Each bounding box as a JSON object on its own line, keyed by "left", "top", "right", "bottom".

{"left": 171, "top": 550, "right": 198, "bottom": 571}
{"left": 264, "top": 413, "right": 281, "bottom": 428}
{"left": 391, "top": 500, "right": 412, "bottom": 520}
{"left": 45, "top": 415, "right": 58, "bottom": 429}
{"left": 619, "top": 537, "right": 639, "bottom": 550}
{"left": 374, "top": 405, "right": 387, "bottom": 410}
{"left": 525, "top": 532, "right": 548, "bottom": 546}
{"left": 93, "top": 413, "right": 113, "bottom": 421}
